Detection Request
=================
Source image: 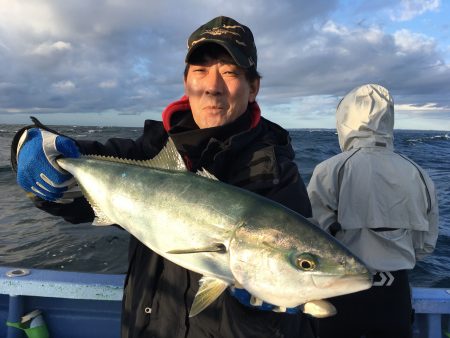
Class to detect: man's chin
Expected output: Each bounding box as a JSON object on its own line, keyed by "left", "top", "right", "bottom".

{"left": 200, "top": 116, "right": 227, "bottom": 129}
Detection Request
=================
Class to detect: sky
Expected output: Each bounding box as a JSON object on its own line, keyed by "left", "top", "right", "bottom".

{"left": 0, "top": 0, "right": 449, "bottom": 130}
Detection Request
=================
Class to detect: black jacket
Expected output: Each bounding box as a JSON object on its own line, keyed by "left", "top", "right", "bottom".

{"left": 12, "top": 99, "right": 315, "bottom": 338}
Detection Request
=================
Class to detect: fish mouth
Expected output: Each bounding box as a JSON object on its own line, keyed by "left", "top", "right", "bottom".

{"left": 311, "top": 273, "right": 373, "bottom": 290}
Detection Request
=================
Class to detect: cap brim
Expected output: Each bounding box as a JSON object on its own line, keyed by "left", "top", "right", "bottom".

{"left": 185, "top": 39, "right": 251, "bottom": 68}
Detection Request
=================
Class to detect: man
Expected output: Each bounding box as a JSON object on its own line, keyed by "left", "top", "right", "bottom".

{"left": 307, "top": 84, "right": 439, "bottom": 338}
{"left": 12, "top": 16, "right": 316, "bottom": 338}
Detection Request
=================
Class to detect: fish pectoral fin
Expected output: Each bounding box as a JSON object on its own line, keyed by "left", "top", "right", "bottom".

{"left": 189, "top": 276, "right": 229, "bottom": 317}
{"left": 300, "top": 299, "right": 337, "bottom": 318}
{"left": 166, "top": 243, "right": 226, "bottom": 254}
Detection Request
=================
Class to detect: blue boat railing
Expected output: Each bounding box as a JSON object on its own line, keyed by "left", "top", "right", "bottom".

{"left": 0, "top": 267, "right": 123, "bottom": 338}
{"left": 1, "top": 266, "right": 449, "bottom": 338}
{"left": 412, "top": 287, "right": 450, "bottom": 338}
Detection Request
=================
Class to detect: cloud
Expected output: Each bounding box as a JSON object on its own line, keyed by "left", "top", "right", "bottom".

{"left": 0, "top": 41, "right": 11, "bottom": 52}
{"left": 393, "top": 29, "right": 435, "bottom": 53}
{"left": 390, "top": 0, "right": 440, "bottom": 21}
{"left": 259, "top": 20, "right": 450, "bottom": 102}
{"left": 396, "top": 103, "right": 450, "bottom": 111}
{"left": 98, "top": 80, "right": 118, "bottom": 89}
{"left": 395, "top": 103, "right": 450, "bottom": 122}
{"left": 31, "top": 41, "right": 72, "bottom": 56}
{"left": 0, "top": 0, "right": 449, "bottom": 129}
{"left": 52, "top": 80, "right": 76, "bottom": 91}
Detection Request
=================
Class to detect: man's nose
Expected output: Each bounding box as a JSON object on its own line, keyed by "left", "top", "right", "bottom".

{"left": 204, "top": 68, "right": 224, "bottom": 96}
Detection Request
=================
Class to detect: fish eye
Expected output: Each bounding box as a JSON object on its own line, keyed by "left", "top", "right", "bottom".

{"left": 294, "top": 253, "right": 317, "bottom": 271}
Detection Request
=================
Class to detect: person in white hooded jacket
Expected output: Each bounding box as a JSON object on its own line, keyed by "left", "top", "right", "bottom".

{"left": 307, "top": 84, "right": 439, "bottom": 338}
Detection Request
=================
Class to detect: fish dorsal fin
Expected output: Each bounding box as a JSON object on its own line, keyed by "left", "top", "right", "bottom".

{"left": 83, "top": 140, "right": 220, "bottom": 179}
{"left": 196, "top": 168, "right": 219, "bottom": 180}
{"left": 84, "top": 138, "right": 187, "bottom": 171}
{"left": 189, "top": 276, "right": 229, "bottom": 317}
{"left": 149, "top": 137, "right": 187, "bottom": 171}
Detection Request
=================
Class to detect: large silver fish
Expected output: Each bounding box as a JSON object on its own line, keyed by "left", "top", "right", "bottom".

{"left": 57, "top": 139, "right": 372, "bottom": 317}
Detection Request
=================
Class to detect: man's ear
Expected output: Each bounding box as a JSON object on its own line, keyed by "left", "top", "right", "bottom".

{"left": 249, "top": 78, "right": 260, "bottom": 103}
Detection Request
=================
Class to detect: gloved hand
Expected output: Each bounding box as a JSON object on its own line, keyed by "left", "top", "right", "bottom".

{"left": 16, "top": 128, "right": 81, "bottom": 202}
{"left": 229, "top": 284, "right": 299, "bottom": 314}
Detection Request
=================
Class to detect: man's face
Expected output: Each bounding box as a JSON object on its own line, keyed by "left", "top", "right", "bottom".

{"left": 184, "top": 56, "right": 259, "bottom": 129}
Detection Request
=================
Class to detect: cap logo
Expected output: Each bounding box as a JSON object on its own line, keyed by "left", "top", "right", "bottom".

{"left": 202, "top": 27, "right": 241, "bottom": 38}
{"left": 190, "top": 37, "right": 207, "bottom": 47}
{"left": 190, "top": 25, "right": 245, "bottom": 48}
{"left": 223, "top": 24, "right": 245, "bottom": 32}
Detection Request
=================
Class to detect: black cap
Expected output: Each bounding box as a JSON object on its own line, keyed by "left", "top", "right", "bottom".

{"left": 186, "top": 16, "right": 257, "bottom": 69}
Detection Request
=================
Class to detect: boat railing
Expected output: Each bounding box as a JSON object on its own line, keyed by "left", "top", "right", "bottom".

{"left": 1, "top": 267, "right": 449, "bottom": 338}
{"left": 412, "top": 287, "right": 450, "bottom": 338}
{"left": 0, "top": 267, "right": 123, "bottom": 338}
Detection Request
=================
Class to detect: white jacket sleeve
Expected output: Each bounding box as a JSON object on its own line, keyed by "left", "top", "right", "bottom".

{"left": 414, "top": 171, "right": 439, "bottom": 260}
{"left": 307, "top": 158, "right": 341, "bottom": 232}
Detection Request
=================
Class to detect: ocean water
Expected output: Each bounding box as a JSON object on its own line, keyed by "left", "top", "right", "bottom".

{"left": 0, "top": 123, "right": 449, "bottom": 288}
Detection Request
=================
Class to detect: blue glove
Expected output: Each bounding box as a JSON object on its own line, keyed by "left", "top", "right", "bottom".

{"left": 16, "top": 128, "right": 81, "bottom": 202}
{"left": 229, "top": 285, "right": 299, "bottom": 314}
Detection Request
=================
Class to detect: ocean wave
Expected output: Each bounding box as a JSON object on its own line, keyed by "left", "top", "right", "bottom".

{"left": 87, "top": 128, "right": 105, "bottom": 133}
{"left": 406, "top": 133, "right": 450, "bottom": 143}
{"left": 0, "top": 129, "right": 18, "bottom": 135}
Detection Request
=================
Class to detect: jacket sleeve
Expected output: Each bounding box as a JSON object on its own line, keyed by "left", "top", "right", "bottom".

{"left": 36, "top": 137, "right": 149, "bottom": 224}
{"left": 76, "top": 120, "right": 167, "bottom": 160}
{"left": 414, "top": 170, "right": 439, "bottom": 260}
{"left": 23, "top": 135, "right": 146, "bottom": 224}
{"left": 11, "top": 119, "right": 167, "bottom": 224}
{"left": 306, "top": 159, "right": 340, "bottom": 232}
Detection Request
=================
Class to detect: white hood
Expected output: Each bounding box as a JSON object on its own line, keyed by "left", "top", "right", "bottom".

{"left": 336, "top": 84, "right": 394, "bottom": 151}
